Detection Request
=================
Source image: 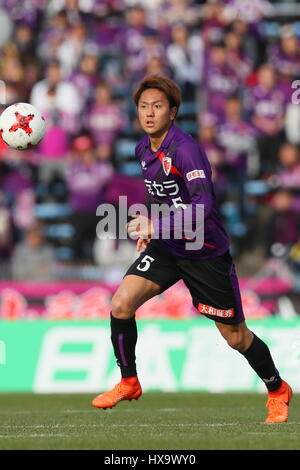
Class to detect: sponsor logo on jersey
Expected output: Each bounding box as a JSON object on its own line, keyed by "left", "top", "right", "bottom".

{"left": 144, "top": 179, "right": 179, "bottom": 197}
{"left": 186, "top": 169, "right": 205, "bottom": 181}
{"left": 141, "top": 161, "right": 146, "bottom": 170}
{"left": 162, "top": 156, "right": 172, "bottom": 176}
{"left": 198, "top": 303, "right": 235, "bottom": 318}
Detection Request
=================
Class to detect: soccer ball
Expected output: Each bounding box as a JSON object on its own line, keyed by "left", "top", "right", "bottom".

{"left": 0, "top": 102, "right": 46, "bottom": 150}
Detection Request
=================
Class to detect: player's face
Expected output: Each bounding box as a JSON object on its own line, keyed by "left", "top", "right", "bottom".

{"left": 137, "top": 88, "right": 177, "bottom": 137}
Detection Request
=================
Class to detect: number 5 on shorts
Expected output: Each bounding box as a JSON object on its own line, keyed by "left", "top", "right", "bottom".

{"left": 137, "top": 255, "right": 155, "bottom": 272}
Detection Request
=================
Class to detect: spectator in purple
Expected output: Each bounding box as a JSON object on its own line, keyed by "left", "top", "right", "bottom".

{"left": 145, "top": 55, "right": 171, "bottom": 78}
{"left": 0, "top": 148, "right": 37, "bottom": 208}
{"left": 202, "top": 42, "right": 240, "bottom": 118}
{"left": 224, "top": 29, "right": 252, "bottom": 83}
{"left": 218, "top": 95, "right": 257, "bottom": 176}
{"left": 13, "top": 23, "right": 36, "bottom": 66}
{"left": 158, "top": 0, "right": 200, "bottom": 30}
{"left": 37, "top": 112, "right": 70, "bottom": 184}
{"left": 197, "top": 112, "right": 227, "bottom": 204}
{"left": 132, "top": 56, "right": 172, "bottom": 97}
{"left": 268, "top": 30, "right": 300, "bottom": 105}
{"left": 264, "top": 188, "right": 300, "bottom": 258}
{"left": 0, "top": 43, "right": 27, "bottom": 100}
{"left": 200, "top": 0, "right": 228, "bottom": 46}
{"left": 2, "top": 0, "right": 45, "bottom": 29}
{"left": 70, "top": 53, "right": 99, "bottom": 111}
{"left": 223, "top": 0, "right": 274, "bottom": 25}
{"left": 222, "top": 0, "right": 273, "bottom": 67}
{"left": 166, "top": 22, "right": 204, "bottom": 100}
{"left": 135, "top": 30, "right": 166, "bottom": 75}
{"left": 1, "top": 81, "right": 25, "bottom": 106}
{"left": 273, "top": 142, "right": 300, "bottom": 193}
{"left": 30, "top": 60, "right": 82, "bottom": 134}
{"left": 218, "top": 96, "right": 258, "bottom": 217}
{"left": 11, "top": 221, "right": 56, "bottom": 281}
{"left": 66, "top": 133, "right": 114, "bottom": 260}
{"left": 37, "top": 10, "right": 69, "bottom": 64}
{"left": 0, "top": 193, "right": 13, "bottom": 279}
{"left": 229, "top": 18, "right": 262, "bottom": 68}
{"left": 0, "top": 148, "right": 37, "bottom": 233}
{"left": 23, "top": 61, "right": 41, "bottom": 102}
{"left": 246, "top": 64, "right": 287, "bottom": 175}
{"left": 124, "top": 29, "right": 167, "bottom": 92}
{"left": 46, "top": 0, "right": 104, "bottom": 19}
{"left": 87, "top": 82, "right": 127, "bottom": 161}
{"left": 268, "top": 30, "right": 300, "bottom": 80}
{"left": 116, "top": 5, "right": 155, "bottom": 79}
{"left": 57, "top": 21, "right": 98, "bottom": 76}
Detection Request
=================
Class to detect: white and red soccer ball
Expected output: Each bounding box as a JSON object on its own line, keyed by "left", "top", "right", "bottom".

{"left": 0, "top": 102, "right": 46, "bottom": 150}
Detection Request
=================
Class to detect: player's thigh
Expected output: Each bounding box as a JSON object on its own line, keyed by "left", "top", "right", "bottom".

{"left": 111, "top": 274, "right": 162, "bottom": 319}
{"left": 177, "top": 252, "right": 245, "bottom": 325}
{"left": 112, "top": 239, "right": 180, "bottom": 319}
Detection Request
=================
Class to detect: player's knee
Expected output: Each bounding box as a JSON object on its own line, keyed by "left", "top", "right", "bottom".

{"left": 111, "top": 293, "right": 134, "bottom": 320}
{"left": 226, "top": 333, "right": 245, "bottom": 351}
{"left": 217, "top": 322, "right": 253, "bottom": 352}
{"left": 225, "top": 329, "right": 252, "bottom": 352}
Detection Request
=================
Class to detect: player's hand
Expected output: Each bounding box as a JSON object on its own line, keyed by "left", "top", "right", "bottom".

{"left": 136, "top": 237, "right": 150, "bottom": 252}
{"left": 126, "top": 214, "right": 154, "bottom": 239}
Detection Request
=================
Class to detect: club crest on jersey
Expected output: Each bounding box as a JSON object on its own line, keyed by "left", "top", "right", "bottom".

{"left": 162, "top": 156, "right": 172, "bottom": 176}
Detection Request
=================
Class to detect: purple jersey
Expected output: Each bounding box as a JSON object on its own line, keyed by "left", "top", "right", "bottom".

{"left": 88, "top": 103, "right": 126, "bottom": 146}
{"left": 66, "top": 161, "right": 113, "bottom": 213}
{"left": 278, "top": 165, "right": 300, "bottom": 190}
{"left": 116, "top": 25, "right": 156, "bottom": 77}
{"left": 136, "top": 125, "right": 229, "bottom": 259}
{"left": 203, "top": 64, "right": 240, "bottom": 117}
{"left": 218, "top": 119, "right": 257, "bottom": 170}
{"left": 268, "top": 44, "right": 300, "bottom": 78}
{"left": 246, "top": 85, "right": 287, "bottom": 121}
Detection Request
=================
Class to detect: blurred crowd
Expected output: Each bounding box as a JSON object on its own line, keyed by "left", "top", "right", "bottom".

{"left": 0, "top": 0, "right": 300, "bottom": 297}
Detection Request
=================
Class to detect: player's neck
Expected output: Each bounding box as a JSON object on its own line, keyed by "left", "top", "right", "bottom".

{"left": 148, "top": 123, "right": 173, "bottom": 152}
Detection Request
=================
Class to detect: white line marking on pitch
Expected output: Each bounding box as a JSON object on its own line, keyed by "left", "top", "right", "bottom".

{"left": 158, "top": 408, "right": 181, "bottom": 412}
{"left": 0, "top": 423, "right": 238, "bottom": 430}
{"left": 0, "top": 409, "right": 139, "bottom": 415}
{"left": 0, "top": 434, "right": 76, "bottom": 439}
{"left": 0, "top": 410, "right": 93, "bottom": 415}
{"left": 0, "top": 409, "right": 174, "bottom": 415}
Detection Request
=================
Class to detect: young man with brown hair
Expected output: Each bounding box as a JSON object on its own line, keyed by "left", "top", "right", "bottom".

{"left": 92, "top": 75, "right": 292, "bottom": 423}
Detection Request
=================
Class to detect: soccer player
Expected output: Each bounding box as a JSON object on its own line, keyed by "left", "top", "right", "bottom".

{"left": 92, "top": 75, "right": 292, "bottom": 423}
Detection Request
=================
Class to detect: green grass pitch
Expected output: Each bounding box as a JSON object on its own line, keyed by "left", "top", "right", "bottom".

{"left": 0, "top": 392, "right": 299, "bottom": 450}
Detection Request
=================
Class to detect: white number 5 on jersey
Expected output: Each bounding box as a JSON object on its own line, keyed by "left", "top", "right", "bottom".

{"left": 137, "top": 255, "right": 155, "bottom": 272}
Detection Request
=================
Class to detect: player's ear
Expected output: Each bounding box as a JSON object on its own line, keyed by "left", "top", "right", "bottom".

{"left": 170, "top": 106, "right": 177, "bottom": 121}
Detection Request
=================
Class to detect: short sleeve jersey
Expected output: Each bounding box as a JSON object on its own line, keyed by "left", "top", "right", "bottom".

{"left": 135, "top": 124, "right": 229, "bottom": 259}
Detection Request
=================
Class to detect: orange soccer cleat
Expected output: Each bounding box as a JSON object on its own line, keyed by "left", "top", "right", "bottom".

{"left": 265, "top": 380, "right": 293, "bottom": 423}
{"left": 92, "top": 377, "right": 142, "bottom": 410}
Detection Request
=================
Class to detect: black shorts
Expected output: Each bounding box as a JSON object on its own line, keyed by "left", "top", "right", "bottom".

{"left": 125, "top": 240, "right": 245, "bottom": 325}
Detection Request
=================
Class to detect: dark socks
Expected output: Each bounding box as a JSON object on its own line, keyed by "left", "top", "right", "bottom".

{"left": 110, "top": 313, "right": 137, "bottom": 378}
{"left": 111, "top": 315, "right": 281, "bottom": 391}
{"left": 241, "top": 333, "right": 282, "bottom": 392}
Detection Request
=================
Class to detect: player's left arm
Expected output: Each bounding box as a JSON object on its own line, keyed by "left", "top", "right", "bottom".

{"left": 176, "top": 142, "right": 215, "bottom": 217}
